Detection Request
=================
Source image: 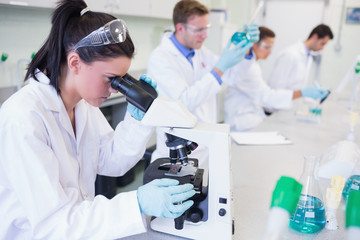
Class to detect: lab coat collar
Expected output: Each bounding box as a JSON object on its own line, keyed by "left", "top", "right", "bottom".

{"left": 160, "top": 32, "right": 195, "bottom": 71}
{"left": 302, "top": 42, "right": 311, "bottom": 57}
{"left": 296, "top": 41, "right": 310, "bottom": 57}
{"left": 169, "top": 33, "right": 195, "bottom": 64}
{"left": 161, "top": 32, "right": 186, "bottom": 57}
{"left": 31, "top": 70, "right": 88, "bottom": 141}
{"left": 31, "top": 69, "right": 63, "bottom": 113}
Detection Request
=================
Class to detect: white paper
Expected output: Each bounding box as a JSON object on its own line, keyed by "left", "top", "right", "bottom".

{"left": 231, "top": 131, "right": 292, "bottom": 145}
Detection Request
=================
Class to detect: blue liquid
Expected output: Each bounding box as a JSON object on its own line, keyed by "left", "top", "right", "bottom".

{"left": 289, "top": 195, "right": 326, "bottom": 233}
{"left": 342, "top": 175, "right": 360, "bottom": 200}
{"left": 231, "top": 32, "right": 249, "bottom": 45}
{"left": 309, "top": 108, "right": 322, "bottom": 115}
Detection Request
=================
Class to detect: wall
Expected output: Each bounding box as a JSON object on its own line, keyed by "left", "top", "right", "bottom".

{"left": 322, "top": 0, "right": 360, "bottom": 90}
{"left": 208, "top": 0, "right": 360, "bottom": 91}
{"left": 0, "top": 4, "right": 172, "bottom": 88}
{"left": 1, "top": 0, "right": 358, "bottom": 90}
{"left": 247, "top": 0, "right": 360, "bottom": 90}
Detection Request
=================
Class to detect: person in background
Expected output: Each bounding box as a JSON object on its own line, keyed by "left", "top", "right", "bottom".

{"left": 267, "top": 24, "right": 333, "bottom": 90}
{"left": 147, "top": 0, "right": 259, "bottom": 164}
{"left": 0, "top": 0, "right": 195, "bottom": 239}
{"left": 224, "top": 26, "right": 329, "bottom": 131}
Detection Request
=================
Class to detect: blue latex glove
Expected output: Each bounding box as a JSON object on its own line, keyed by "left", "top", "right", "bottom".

{"left": 301, "top": 86, "right": 330, "bottom": 99}
{"left": 243, "top": 23, "right": 260, "bottom": 43}
{"left": 215, "top": 39, "right": 253, "bottom": 73}
{"left": 137, "top": 178, "right": 195, "bottom": 218}
{"left": 127, "top": 74, "right": 157, "bottom": 120}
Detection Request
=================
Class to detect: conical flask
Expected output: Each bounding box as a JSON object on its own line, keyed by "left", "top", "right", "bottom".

{"left": 289, "top": 156, "right": 326, "bottom": 233}
{"left": 342, "top": 159, "right": 360, "bottom": 200}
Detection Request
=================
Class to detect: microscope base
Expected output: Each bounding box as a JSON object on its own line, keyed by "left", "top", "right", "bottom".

{"left": 150, "top": 217, "right": 233, "bottom": 240}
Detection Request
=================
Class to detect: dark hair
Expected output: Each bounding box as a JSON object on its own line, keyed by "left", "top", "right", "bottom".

{"left": 308, "top": 24, "right": 333, "bottom": 40}
{"left": 173, "top": 0, "right": 209, "bottom": 26}
{"left": 25, "top": 0, "right": 135, "bottom": 94}
{"left": 259, "top": 26, "right": 275, "bottom": 41}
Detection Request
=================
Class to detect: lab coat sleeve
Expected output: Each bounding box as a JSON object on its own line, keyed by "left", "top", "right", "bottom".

{"left": 222, "top": 58, "right": 254, "bottom": 87}
{"left": 267, "top": 52, "right": 297, "bottom": 89}
{"left": 147, "top": 49, "right": 221, "bottom": 112}
{"left": 0, "top": 110, "right": 147, "bottom": 239}
{"left": 233, "top": 62, "right": 293, "bottom": 110}
{"left": 97, "top": 110, "right": 154, "bottom": 177}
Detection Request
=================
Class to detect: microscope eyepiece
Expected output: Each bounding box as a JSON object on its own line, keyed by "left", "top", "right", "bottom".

{"left": 110, "top": 73, "right": 157, "bottom": 112}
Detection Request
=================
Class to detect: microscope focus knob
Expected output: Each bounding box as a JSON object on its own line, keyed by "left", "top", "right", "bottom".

{"left": 188, "top": 207, "right": 203, "bottom": 223}
{"left": 219, "top": 208, "right": 227, "bottom": 217}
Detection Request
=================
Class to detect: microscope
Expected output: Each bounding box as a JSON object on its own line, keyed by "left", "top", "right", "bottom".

{"left": 111, "top": 75, "right": 234, "bottom": 239}
{"left": 142, "top": 120, "right": 234, "bottom": 239}
{"left": 143, "top": 132, "right": 206, "bottom": 231}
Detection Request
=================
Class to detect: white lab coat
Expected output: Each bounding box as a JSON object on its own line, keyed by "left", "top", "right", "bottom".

{"left": 224, "top": 55, "right": 293, "bottom": 131}
{"left": 147, "top": 32, "right": 222, "bottom": 165}
{"left": 267, "top": 41, "right": 313, "bottom": 90}
{"left": 0, "top": 71, "right": 153, "bottom": 239}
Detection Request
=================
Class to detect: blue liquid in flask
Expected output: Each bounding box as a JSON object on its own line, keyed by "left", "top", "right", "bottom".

{"left": 231, "top": 32, "right": 250, "bottom": 45}
{"left": 289, "top": 194, "right": 326, "bottom": 233}
{"left": 342, "top": 175, "right": 360, "bottom": 200}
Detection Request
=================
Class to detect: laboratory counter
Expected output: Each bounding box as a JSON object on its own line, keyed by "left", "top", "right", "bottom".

{"left": 120, "top": 93, "right": 352, "bottom": 240}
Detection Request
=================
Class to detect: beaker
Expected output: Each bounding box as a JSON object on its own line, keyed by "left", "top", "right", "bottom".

{"left": 289, "top": 156, "right": 326, "bottom": 233}
{"left": 342, "top": 159, "right": 360, "bottom": 200}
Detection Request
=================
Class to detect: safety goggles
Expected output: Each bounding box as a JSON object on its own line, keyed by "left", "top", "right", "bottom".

{"left": 73, "top": 19, "right": 128, "bottom": 51}
{"left": 258, "top": 41, "right": 273, "bottom": 50}
{"left": 184, "top": 23, "right": 211, "bottom": 36}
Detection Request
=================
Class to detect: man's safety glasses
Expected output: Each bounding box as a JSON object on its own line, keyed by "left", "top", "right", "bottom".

{"left": 184, "top": 23, "right": 211, "bottom": 36}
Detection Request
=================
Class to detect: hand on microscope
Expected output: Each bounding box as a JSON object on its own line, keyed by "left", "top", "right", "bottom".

{"left": 300, "top": 86, "right": 330, "bottom": 100}
{"left": 127, "top": 74, "right": 157, "bottom": 120}
{"left": 137, "top": 178, "right": 195, "bottom": 218}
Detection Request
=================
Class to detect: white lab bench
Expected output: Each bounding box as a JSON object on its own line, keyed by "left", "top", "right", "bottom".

{"left": 121, "top": 93, "right": 351, "bottom": 240}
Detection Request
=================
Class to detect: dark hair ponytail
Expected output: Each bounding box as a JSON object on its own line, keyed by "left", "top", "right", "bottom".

{"left": 26, "top": 0, "right": 135, "bottom": 94}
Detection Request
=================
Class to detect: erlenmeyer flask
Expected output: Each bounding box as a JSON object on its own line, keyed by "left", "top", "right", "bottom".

{"left": 342, "top": 159, "right": 360, "bottom": 200}
{"left": 289, "top": 155, "right": 326, "bottom": 233}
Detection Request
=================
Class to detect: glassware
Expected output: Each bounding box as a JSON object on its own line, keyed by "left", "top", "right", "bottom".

{"left": 346, "top": 112, "right": 358, "bottom": 141}
{"left": 342, "top": 161, "right": 360, "bottom": 200}
{"left": 289, "top": 156, "right": 326, "bottom": 233}
{"left": 325, "top": 175, "right": 345, "bottom": 230}
{"left": 231, "top": 32, "right": 250, "bottom": 45}
{"left": 73, "top": 19, "right": 128, "bottom": 51}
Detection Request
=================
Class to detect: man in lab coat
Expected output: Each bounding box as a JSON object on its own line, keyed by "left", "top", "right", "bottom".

{"left": 147, "top": 0, "right": 259, "bottom": 164}
{"left": 267, "top": 24, "right": 333, "bottom": 90}
{"left": 224, "top": 27, "right": 329, "bottom": 131}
